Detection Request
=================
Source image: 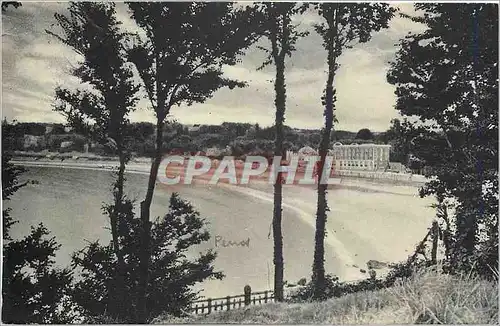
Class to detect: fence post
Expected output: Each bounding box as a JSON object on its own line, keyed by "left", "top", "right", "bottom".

{"left": 431, "top": 220, "right": 439, "bottom": 264}
{"left": 264, "top": 291, "right": 268, "bottom": 303}
{"left": 226, "top": 296, "right": 231, "bottom": 311}
{"left": 244, "top": 285, "right": 251, "bottom": 306}
{"left": 207, "top": 298, "right": 212, "bottom": 314}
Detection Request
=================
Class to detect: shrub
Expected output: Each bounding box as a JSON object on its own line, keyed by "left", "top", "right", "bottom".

{"left": 47, "top": 133, "right": 87, "bottom": 152}
{"left": 71, "top": 193, "right": 224, "bottom": 323}
{"left": 289, "top": 259, "right": 434, "bottom": 303}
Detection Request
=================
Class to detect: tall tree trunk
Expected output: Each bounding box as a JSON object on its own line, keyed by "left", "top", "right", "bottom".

{"left": 137, "top": 118, "right": 164, "bottom": 323}
{"left": 313, "top": 13, "right": 338, "bottom": 300}
{"left": 272, "top": 56, "right": 286, "bottom": 302}
{"left": 109, "top": 149, "right": 127, "bottom": 318}
{"left": 112, "top": 149, "right": 126, "bottom": 265}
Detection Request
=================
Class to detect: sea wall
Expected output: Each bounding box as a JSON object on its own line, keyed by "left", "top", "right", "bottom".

{"left": 11, "top": 156, "right": 430, "bottom": 187}
{"left": 335, "top": 170, "right": 429, "bottom": 185}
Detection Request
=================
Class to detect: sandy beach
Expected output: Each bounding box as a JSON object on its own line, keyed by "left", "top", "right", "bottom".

{"left": 10, "top": 158, "right": 436, "bottom": 295}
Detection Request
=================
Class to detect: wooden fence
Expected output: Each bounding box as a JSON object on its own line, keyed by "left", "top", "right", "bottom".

{"left": 190, "top": 285, "right": 274, "bottom": 315}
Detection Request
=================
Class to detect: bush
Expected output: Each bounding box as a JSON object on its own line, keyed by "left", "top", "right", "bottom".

{"left": 289, "top": 274, "right": 385, "bottom": 303}
{"left": 289, "top": 259, "right": 433, "bottom": 303}
{"left": 22, "top": 136, "right": 46, "bottom": 152}
{"left": 47, "top": 134, "right": 87, "bottom": 152}
{"left": 71, "top": 193, "right": 224, "bottom": 323}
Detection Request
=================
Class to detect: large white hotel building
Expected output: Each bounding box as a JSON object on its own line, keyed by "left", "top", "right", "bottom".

{"left": 292, "top": 143, "right": 391, "bottom": 172}
{"left": 330, "top": 142, "right": 391, "bottom": 171}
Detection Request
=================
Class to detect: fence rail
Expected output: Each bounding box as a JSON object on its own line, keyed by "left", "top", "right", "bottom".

{"left": 190, "top": 286, "right": 274, "bottom": 315}
{"left": 189, "top": 277, "right": 397, "bottom": 316}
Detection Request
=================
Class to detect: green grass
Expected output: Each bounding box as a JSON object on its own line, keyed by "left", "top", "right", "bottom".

{"left": 155, "top": 269, "right": 498, "bottom": 324}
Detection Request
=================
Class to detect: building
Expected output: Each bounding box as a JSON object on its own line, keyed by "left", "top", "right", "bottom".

{"left": 297, "top": 146, "right": 318, "bottom": 158}
{"left": 331, "top": 142, "right": 391, "bottom": 171}
{"left": 23, "top": 135, "right": 45, "bottom": 150}
{"left": 206, "top": 147, "right": 222, "bottom": 157}
{"left": 169, "top": 148, "right": 184, "bottom": 155}
{"left": 387, "top": 162, "right": 406, "bottom": 173}
{"left": 59, "top": 141, "right": 74, "bottom": 153}
{"left": 187, "top": 124, "right": 201, "bottom": 133}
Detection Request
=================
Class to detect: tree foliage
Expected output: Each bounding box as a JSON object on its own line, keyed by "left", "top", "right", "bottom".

{"left": 382, "top": 118, "right": 418, "bottom": 163}
{"left": 2, "top": 161, "right": 24, "bottom": 241}
{"left": 126, "top": 2, "right": 259, "bottom": 117}
{"left": 256, "top": 3, "right": 309, "bottom": 72}
{"left": 3, "top": 224, "right": 76, "bottom": 324}
{"left": 2, "top": 122, "right": 27, "bottom": 245}
{"left": 355, "top": 128, "right": 374, "bottom": 140}
{"left": 387, "top": 3, "right": 498, "bottom": 277}
{"left": 48, "top": 2, "right": 140, "bottom": 149}
{"left": 70, "top": 193, "right": 223, "bottom": 323}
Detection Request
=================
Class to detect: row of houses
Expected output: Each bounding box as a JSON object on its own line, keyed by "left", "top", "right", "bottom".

{"left": 169, "top": 146, "right": 233, "bottom": 157}
{"left": 168, "top": 143, "right": 403, "bottom": 173}
{"left": 22, "top": 135, "right": 404, "bottom": 173}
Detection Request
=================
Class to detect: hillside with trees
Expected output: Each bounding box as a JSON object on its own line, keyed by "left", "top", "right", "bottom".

{"left": 3, "top": 120, "right": 377, "bottom": 158}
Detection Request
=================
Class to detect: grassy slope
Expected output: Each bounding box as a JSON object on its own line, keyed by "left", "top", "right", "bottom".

{"left": 156, "top": 269, "right": 498, "bottom": 324}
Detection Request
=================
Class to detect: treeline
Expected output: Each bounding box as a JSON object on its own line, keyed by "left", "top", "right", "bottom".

{"left": 5, "top": 120, "right": 394, "bottom": 157}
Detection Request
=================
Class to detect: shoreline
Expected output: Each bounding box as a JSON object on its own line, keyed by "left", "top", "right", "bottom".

{"left": 11, "top": 156, "right": 429, "bottom": 190}
{"left": 11, "top": 158, "right": 434, "bottom": 290}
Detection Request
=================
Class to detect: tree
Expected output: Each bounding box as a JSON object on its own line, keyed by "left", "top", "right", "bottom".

{"left": 128, "top": 122, "right": 156, "bottom": 156}
{"left": 221, "top": 122, "right": 253, "bottom": 137}
{"left": 16, "top": 122, "right": 47, "bottom": 136}
{"left": 355, "top": 128, "right": 374, "bottom": 140}
{"left": 383, "top": 118, "right": 406, "bottom": 163}
{"left": 312, "top": 3, "right": 395, "bottom": 299}
{"left": 70, "top": 193, "right": 223, "bottom": 322}
{"left": 128, "top": 122, "right": 155, "bottom": 141}
{"left": 2, "top": 121, "right": 27, "bottom": 241}
{"left": 2, "top": 224, "right": 76, "bottom": 324}
{"left": 255, "top": 2, "right": 308, "bottom": 302}
{"left": 380, "top": 118, "right": 419, "bottom": 163}
{"left": 2, "top": 125, "right": 76, "bottom": 324}
{"left": 125, "top": 3, "right": 260, "bottom": 321}
{"left": 387, "top": 3, "right": 498, "bottom": 278}
{"left": 47, "top": 2, "right": 140, "bottom": 318}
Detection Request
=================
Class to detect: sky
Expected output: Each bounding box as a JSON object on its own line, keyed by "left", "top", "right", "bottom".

{"left": 1, "top": 2, "right": 427, "bottom": 132}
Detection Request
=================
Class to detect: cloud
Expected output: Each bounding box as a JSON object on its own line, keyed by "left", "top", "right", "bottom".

{"left": 2, "top": 2, "right": 427, "bottom": 132}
